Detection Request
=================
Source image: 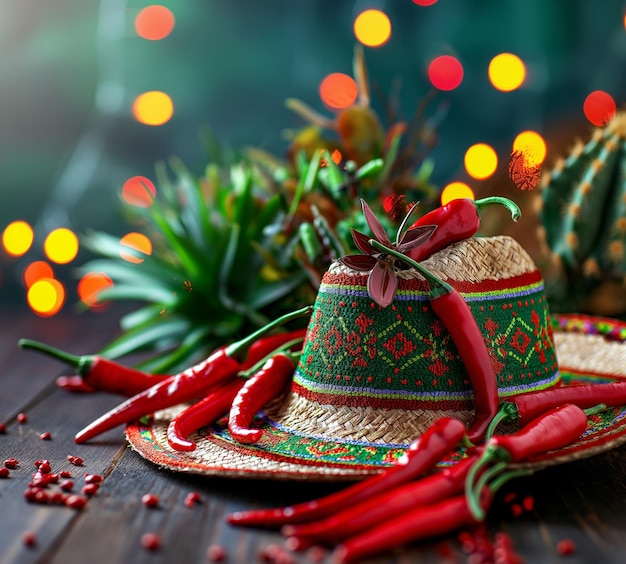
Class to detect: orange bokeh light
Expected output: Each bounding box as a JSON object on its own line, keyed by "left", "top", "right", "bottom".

{"left": 319, "top": 73, "right": 358, "bottom": 110}
{"left": 132, "top": 91, "right": 174, "bottom": 126}
{"left": 135, "top": 6, "right": 175, "bottom": 41}
{"left": 583, "top": 90, "right": 616, "bottom": 126}
{"left": 78, "top": 272, "right": 114, "bottom": 308}
{"left": 120, "top": 232, "right": 152, "bottom": 264}
{"left": 353, "top": 9, "right": 392, "bottom": 48}
{"left": 122, "top": 176, "right": 156, "bottom": 207}
{"left": 427, "top": 55, "right": 464, "bottom": 91}
{"left": 23, "top": 261, "right": 54, "bottom": 288}
{"left": 27, "top": 278, "right": 65, "bottom": 317}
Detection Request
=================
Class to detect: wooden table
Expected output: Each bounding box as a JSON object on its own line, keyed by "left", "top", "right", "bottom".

{"left": 2, "top": 304, "right": 626, "bottom": 563}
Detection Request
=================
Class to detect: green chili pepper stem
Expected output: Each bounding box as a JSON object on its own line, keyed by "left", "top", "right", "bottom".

{"left": 466, "top": 460, "right": 508, "bottom": 522}
{"left": 18, "top": 339, "right": 92, "bottom": 376}
{"left": 464, "top": 444, "right": 511, "bottom": 519}
{"left": 584, "top": 403, "right": 607, "bottom": 417}
{"left": 485, "top": 403, "right": 519, "bottom": 440}
{"left": 225, "top": 306, "right": 313, "bottom": 361}
{"left": 474, "top": 197, "right": 521, "bottom": 222}
{"left": 368, "top": 239, "right": 453, "bottom": 297}
{"left": 237, "top": 338, "right": 303, "bottom": 379}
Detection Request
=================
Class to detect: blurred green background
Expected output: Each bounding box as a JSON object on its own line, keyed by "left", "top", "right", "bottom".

{"left": 0, "top": 0, "right": 624, "bottom": 310}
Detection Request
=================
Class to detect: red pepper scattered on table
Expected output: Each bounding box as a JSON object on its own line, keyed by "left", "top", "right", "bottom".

{"left": 73, "top": 306, "right": 312, "bottom": 443}
{"left": 18, "top": 339, "right": 169, "bottom": 397}
{"left": 369, "top": 239, "right": 499, "bottom": 443}
{"left": 227, "top": 416, "right": 468, "bottom": 527}
{"left": 167, "top": 378, "right": 245, "bottom": 452}
{"left": 407, "top": 196, "right": 521, "bottom": 262}
{"left": 282, "top": 455, "right": 477, "bottom": 549}
{"left": 228, "top": 352, "right": 296, "bottom": 445}
{"left": 486, "top": 381, "right": 626, "bottom": 437}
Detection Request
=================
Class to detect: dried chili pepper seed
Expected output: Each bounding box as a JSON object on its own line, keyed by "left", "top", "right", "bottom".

{"left": 67, "top": 455, "right": 84, "bottom": 466}
{"left": 82, "top": 483, "right": 99, "bottom": 496}
{"left": 141, "top": 493, "right": 159, "bottom": 508}
{"left": 556, "top": 539, "right": 576, "bottom": 556}
{"left": 65, "top": 494, "right": 88, "bottom": 509}
{"left": 39, "top": 431, "right": 52, "bottom": 440}
{"left": 60, "top": 470, "right": 72, "bottom": 478}
{"left": 38, "top": 461, "right": 52, "bottom": 474}
{"left": 184, "top": 492, "right": 202, "bottom": 507}
{"left": 84, "top": 473, "right": 103, "bottom": 484}
{"left": 0, "top": 467, "right": 9, "bottom": 478}
{"left": 60, "top": 479, "right": 74, "bottom": 491}
{"left": 22, "top": 531, "right": 37, "bottom": 547}
{"left": 0, "top": 423, "right": 6, "bottom": 433}
{"left": 4, "top": 458, "right": 19, "bottom": 469}
{"left": 140, "top": 533, "right": 161, "bottom": 551}
{"left": 17, "top": 413, "right": 27, "bottom": 424}
{"left": 206, "top": 544, "right": 227, "bottom": 562}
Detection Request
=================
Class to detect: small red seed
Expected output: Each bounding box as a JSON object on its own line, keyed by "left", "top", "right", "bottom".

{"left": 0, "top": 468, "right": 9, "bottom": 478}
{"left": 184, "top": 491, "right": 202, "bottom": 507}
{"left": 82, "top": 483, "right": 99, "bottom": 496}
{"left": 503, "top": 492, "right": 517, "bottom": 503}
{"left": 206, "top": 544, "right": 227, "bottom": 562}
{"left": 65, "top": 494, "right": 87, "bottom": 509}
{"left": 60, "top": 470, "right": 72, "bottom": 478}
{"left": 60, "top": 479, "right": 74, "bottom": 492}
{"left": 0, "top": 423, "right": 6, "bottom": 433}
{"left": 67, "top": 455, "right": 84, "bottom": 466}
{"left": 39, "top": 432, "right": 52, "bottom": 440}
{"left": 33, "top": 490, "right": 49, "bottom": 504}
{"left": 22, "top": 531, "right": 37, "bottom": 547}
{"left": 306, "top": 545, "right": 327, "bottom": 563}
{"left": 84, "top": 473, "right": 103, "bottom": 484}
{"left": 522, "top": 495, "right": 534, "bottom": 511}
{"left": 141, "top": 533, "right": 161, "bottom": 551}
{"left": 142, "top": 493, "right": 159, "bottom": 508}
{"left": 556, "top": 539, "right": 576, "bottom": 556}
{"left": 511, "top": 503, "right": 523, "bottom": 518}
{"left": 38, "top": 461, "right": 52, "bottom": 474}
{"left": 49, "top": 492, "right": 67, "bottom": 505}
{"left": 4, "top": 458, "right": 19, "bottom": 469}
{"left": 17, "top": 413, "right": 27, "bottom": 424}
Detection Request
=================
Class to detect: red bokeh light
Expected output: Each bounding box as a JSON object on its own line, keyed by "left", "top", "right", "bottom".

{"left": 319, "top": 73, "right": 358, "bottom": 110}
{"left": 427, "top": 55, "right": 464, "bottom": 91}
{"left": 412, "top": 0, "right": 438, "bottom": 5}
{"left": 135, "top": 6, "right": 175, "bottom": 41}
{"left": 583, "top": 91, "right": 617, "bottom": 126}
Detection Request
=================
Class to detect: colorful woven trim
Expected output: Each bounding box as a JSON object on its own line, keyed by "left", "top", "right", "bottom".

{"left": 294, "top": 269, "right": 559, "bottom": 411}
{"left": 552, "top": 313, "right": 626, "bottom": 342}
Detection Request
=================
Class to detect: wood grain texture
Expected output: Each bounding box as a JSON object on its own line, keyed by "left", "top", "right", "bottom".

{"left": 2, "top": 307, "right": 626, "bottom": 563}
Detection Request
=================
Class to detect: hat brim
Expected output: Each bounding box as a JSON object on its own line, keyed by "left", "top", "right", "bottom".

{"left": 126, "top": 314, "right": 626, "bottom": 481}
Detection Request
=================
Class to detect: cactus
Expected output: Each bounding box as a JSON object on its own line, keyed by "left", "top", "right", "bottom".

{"left": 535, "top": 111, "right": 626, "bottom": 314}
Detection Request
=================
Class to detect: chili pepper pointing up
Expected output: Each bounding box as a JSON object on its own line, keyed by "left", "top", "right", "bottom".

{"left": 18, "top": 340, "right": 169, "bottom": 397}
{"left": 407, "top": 196, "right": 521, "bottom": 262}
{"left": 227, "top": 416, "right": 468, "bottom": 527}
{"left": 369, "top": 239, "right": 499, "bottom": 443}
{"left": 74, "top": 306, "right": 312, "bottom": 443}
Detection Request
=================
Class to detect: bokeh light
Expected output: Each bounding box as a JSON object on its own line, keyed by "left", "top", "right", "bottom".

{"left": 132, "top": 91, "right": 174, "bottom": 126}
{"left": 23, "top": 261, "right": 54, "bottom": 288}
{"left": 512, "top": 130, "right": 547, "bottom": 167}
{"left": 319, "top": 73, "right": 358, "bottom": 110}
{"left": 353, "top": 10, "right": 392, "bottom": 47}
{"left": 135, "top": 5, "right": 175, "bottom": 41}
{"left": 441, "top": 182, "right": 475, "bottom": 206}
{"left": 122, "top": 176, "right": 156, "bottom": 207}
{"left": 78, "top": 272, "right": 114, "bottom": 308}
{"left": 488, "top": 53, "right": 526, "bottom": 92}
{"left": 583, "top": 90, "right": 616, "bottom": 126}
{"left": 2, "top": 220, "right": 34, "bottom": 257}
{"left": 44, "top": 228, "right": 79, "bottom": 264}
{"left": 427, "top": 55, "right": 464, "bottom": 91}
{"left": 464, "top": 143, "right": 498, "bottom": 180}
{"left": 27, "top": 278, "right": 65, "bottom": 317}
{"left": 120, "top": 232, "right": 153, "bottom": 264}
{"left": 413, "top": 0, "right": 438, "bottom": 5}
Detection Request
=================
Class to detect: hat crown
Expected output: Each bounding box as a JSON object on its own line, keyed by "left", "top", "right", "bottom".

{"left": 293, "top": 236, "right": 559, "bottom": 413}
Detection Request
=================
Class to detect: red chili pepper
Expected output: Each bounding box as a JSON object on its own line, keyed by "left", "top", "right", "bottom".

{"left": 226, "top": 416, "right": 467, "bottom": 527}
{"left": 74, "top": 306, "right": 312, "bottom": 443}
{"left": 488, "top": 381, "right": 626, "bottom": 436}
{"left": 282, "top": 456, "right": 476, "bottom": 548}
{"left": 332, "top": 489, "right": 492, "bottom": 563}
{"left": 18, "top": 339, "right": 169, "bottom": 396}
{"left": 167, "top": 378, "right": 245, "bottom": 452}
{"left": 228, "top": 353, "right": 295, "bottom": 444}
{"left": 369, "top": 238, "right": 499, "bottom": 443}
{"left": 407, "top": 196, "right": 520, "bottom": 262}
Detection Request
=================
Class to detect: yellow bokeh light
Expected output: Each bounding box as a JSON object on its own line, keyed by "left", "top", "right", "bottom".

{"left": 78, "top": 272, "right": 114, "bottom": 307}
{"left": 120, "top": 232, "right": 152, "bottom": 264}
{"left": 353, "top": 10, "right": 392, "bottom": 48}
{"left": 27, "top": 278, "right": 65, "bottom": 317}
{"left": 2, "top": 220, "right": 34, "bottom": 257}
{"left": 464, "top": 143, "right": 498, "bottom": 180}
{"left": 44, "top": 228, "right": 79, "bottom": 264}
{"left": 440, "top": 182, "right": 475, "bottom": 206}
{"left": 512, "top": 131, "right": 547, "bottom": 167}
{"left": 488, "top": 53, "right": 526, "bottom": 92}
{"left": 132, "top": 91, "right": 174, "bottom": 126}
{"left": 23, "top": 261, "right": 54, "bottom": 288}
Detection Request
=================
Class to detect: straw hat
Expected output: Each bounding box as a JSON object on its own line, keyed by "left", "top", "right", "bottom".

{"left": 127, "top": 235, "right": 626, "bottom": 480}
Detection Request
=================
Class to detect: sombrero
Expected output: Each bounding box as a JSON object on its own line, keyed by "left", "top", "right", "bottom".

{"left": 126, "top": 235, "right": 626, "bottom": 480}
